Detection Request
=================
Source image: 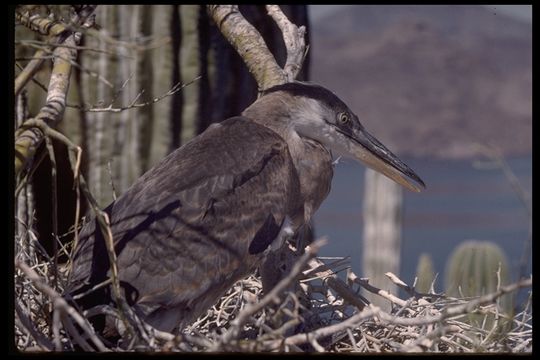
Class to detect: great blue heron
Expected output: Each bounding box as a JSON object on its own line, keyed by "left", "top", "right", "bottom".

{"left": 65, "top": 81, "right": 425, "bottom": 336}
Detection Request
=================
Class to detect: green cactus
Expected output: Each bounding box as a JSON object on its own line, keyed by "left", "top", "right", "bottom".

{"left": 179, "top": 5, "right": 200, "bottom": 145}
{"left": 445, "top": 240, "right": 512, "bottom": 338}
{"left": 147, "top": 5, "right": 175, "bottom": 169}
{"left": 415, "top": 253, "right": 435, "bottom": 293}
{"left": 445, "top": 240, "right": 509, "bottom": 298}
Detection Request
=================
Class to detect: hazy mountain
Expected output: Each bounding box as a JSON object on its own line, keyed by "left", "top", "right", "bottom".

{"left": 310, "top": 5, "right": 532, "bottom": 159}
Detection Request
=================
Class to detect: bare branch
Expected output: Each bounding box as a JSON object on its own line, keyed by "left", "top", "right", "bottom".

{"left": 207, "top": 5, "right": 286, "bottom": 90}
{"left": 15, "top": 300, "right": 54, "bottom": 351}
{"left": 307, "top": 257, "right": 368, "bottom": 311}
{"left": 15, "top": 38, "right": 77, "bottom": 175}
{"left": 349, "top": 272, "right": 410, "bottom": 308}
{"left": 44, "top": 136, "right": 59, "bottom": 289}
{"left": 81, "top": 76, "right": 201, "bottom": 113}
{"left": 15, "top": 10, "right": 68, "bottom": 37}
{"left": 15, "top": 259, "right": 108, "bottom": 351}
{"left": 14, "top": 6, "right": 96, "bottom": 177}
{"left": 266, "top": 5, "right": 306, "bottom": 81}
{"left": 16, "top": 39, "right": 129, "bottom": 57}
{"left": 276, "top": 276, "right": 530, "bottom": 350}
{"left": 441, "top": 277, "right": 532, "bottom": 320}
{"left": 15, "top": 49, "right": 49, "bottom": 97}
{"left": 215, "top": 238, "right": 327, "bottom": 348}
{"left": 19, "top": 40, "right": 116, "bottom": 91}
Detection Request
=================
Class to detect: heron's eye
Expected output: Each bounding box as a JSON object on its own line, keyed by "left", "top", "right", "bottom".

{"left": 337, "top": 112, "right": 350, "bottom": 125}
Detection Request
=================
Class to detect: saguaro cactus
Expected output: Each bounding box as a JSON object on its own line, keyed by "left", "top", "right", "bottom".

{"left": 445, "top": 240, "right": 513, "bottom": 341}
{"left": 445, "top": 240, "right": 509, "bottom": 298}
{"left": 415, "top": 253, "right": 435, "bottom": 293}
{"left": 445, "top": 238, "right": 512, "bottom": 337}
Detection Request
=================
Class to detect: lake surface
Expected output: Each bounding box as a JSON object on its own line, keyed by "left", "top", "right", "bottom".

{"left": 313, "top": 155, "right": 532, "bottom": 295}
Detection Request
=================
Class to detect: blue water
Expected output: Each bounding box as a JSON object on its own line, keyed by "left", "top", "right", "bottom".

{"left": 313, "top": 155, "right": 532, "bottom": 295}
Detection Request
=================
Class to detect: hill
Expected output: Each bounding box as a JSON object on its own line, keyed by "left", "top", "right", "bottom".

{"left": 310, "top": 5, "right": 532, "bottom": 158}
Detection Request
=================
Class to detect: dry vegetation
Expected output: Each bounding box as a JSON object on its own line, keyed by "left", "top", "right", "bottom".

{"left": 15, "top": 230, "right": 532, "bottom": 353}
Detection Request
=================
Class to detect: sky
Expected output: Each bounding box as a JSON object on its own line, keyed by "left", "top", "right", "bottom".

{"left": 309, "top": 5, "right": 532, "bottom": 23}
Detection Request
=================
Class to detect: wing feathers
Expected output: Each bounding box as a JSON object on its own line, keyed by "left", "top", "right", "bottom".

{"left": 66, "top": 117, "right": 301, "bottom": 332}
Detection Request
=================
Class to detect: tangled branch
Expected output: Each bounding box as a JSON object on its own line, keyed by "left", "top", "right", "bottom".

{"left": 15, "top": 6, "right": 97, "bottom": 177}
{"left": 14, "top": 236, "right": 532, "bottom": 352}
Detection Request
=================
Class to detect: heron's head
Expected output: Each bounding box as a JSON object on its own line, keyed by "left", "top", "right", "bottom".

{"left": 260, "top": 81, "right": 425, "bottom": 192}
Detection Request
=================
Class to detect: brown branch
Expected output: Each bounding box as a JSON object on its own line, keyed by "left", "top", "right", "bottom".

{"left": 368, "top": 277, "right": 532, "bottom": 328}
{"left": 15, "top": 300, "right": 54, "bottom": 351}
{"left": 265, "top": 5, "right": 306, "bottom": 81}
{"left": 15, "top": 35, "right": 78, "bottom": 176}
{"left": 15, "top": 10, "right": 69, "bottom": 37}
{"left": 44, "top": 136, "right": 59, "bottom": 290}
{"left": 261, "top": 276, "right": 532, "bottom": 351}
{"left": 214, "top": 238, "right": 327, "bottom": 349}
{"left": 15, "top": 6, "right": 98, "bottom": 36}
{"left": 15, "top": 61, "right": 50, "bottom": 95}
{"left": 16, "top": 39, "right": 130, "bottom": 57}
{"left": 348, "top": 272, "right": 410, "bottom": 308}
{"left": 306, "top": 257, "right": 368, "bottom": 311}
{"left": 15, "top": 259, "right": 108, "bottom": 351}
{"left": 384, "top": 271, "right": 443, "bottom": 300}
{"left": 13, "top": 120, "right": 118, "bottom": 327}
{"left": 51, "top": 142, "right": 152, "bottom": 346}
{"left": 82, "top": 76, "right": 201, "bottom": 113}
{"left": 207, "top": 5, "right": 286, "bottom": 91}
{"left": 19, "top": 41, "right": 115, "bottom": 89}
{"left": 274, "top": 306, "right": 379, "bottom": 350}
{"left": 14, "top": 7, "right": 96, "bottom": 177}
{"left": 440, "top": 277, "right": 532, "bottom": 320}
{"left": 15, "top": 49, "right": 48, "bottom": 97}
{"left": 68, "top": 158, "right": 149, "bottom": 345}
{"left": 60, "top": 311, "right": 95, "bottom": 351}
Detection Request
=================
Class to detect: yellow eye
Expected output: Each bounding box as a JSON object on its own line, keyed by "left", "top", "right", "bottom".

{"left": 338, "top": 112, "right": 349, "bottom": 125}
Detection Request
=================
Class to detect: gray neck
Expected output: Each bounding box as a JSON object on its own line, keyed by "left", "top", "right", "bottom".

{"left": 242, "top": 93, "right": 309, "bottom": 165}
{"left": 243, "top": 93, "right": 334, "bottom": 225}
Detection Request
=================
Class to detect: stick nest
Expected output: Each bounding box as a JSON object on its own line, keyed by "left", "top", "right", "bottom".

{"left": 14, "top": 229, "right": 532, "bottom": 353}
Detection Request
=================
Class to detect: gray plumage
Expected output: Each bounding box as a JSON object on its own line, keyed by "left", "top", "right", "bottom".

{"left": 65, "top": 81, "right": 424, "bottom": 335}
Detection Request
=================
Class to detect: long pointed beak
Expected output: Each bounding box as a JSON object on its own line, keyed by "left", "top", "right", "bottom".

{"left": 347, "top": 128, "right": 426, "bottom": 192}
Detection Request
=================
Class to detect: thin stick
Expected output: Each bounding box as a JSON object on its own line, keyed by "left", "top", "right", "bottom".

{"left": 72, "top": 278, "right": 113, "bottom": 300}
{"left": 52, "top": 306, "right": 62, "bottom": 351}
{"left": 349, "top": 272, "right": 409, "bottom": 308}
{"left": 44, "top": 136, "right": 59, "bottom": 290}
{"left": 15, "top": 49, "right": 48, "bottom": 97}
{"left": 81, "top": 77, "right": 201, "bottom": 113}
{"left": 15, "top": 300, "right": 54, "bottom": 351}
{"left": 260, "top": 277, "right": 531, "bottom": 350}
{"left": 15, "top": 259, "right": 108, "bottom": 351}
{"left": 309, "top": 257, "right": 368, "bottom": 311}
{"left": 106, "top": 161, "right": 117, "bottom": 201}
{"left": 216, "top": 238, "right": 327, "bottom": 348}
